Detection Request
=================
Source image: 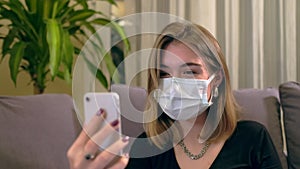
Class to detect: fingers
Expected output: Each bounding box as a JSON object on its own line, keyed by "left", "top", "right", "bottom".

{"left": 91, "top": 137, "right": 130, "bottom": 169}
{"left": 92, "top": 119, "right": 119, "bottom": 145}
{"left": 107, "top": 156, "right": 130, "bottom": 169}
{"left": 67, "top": 108, "right": 130, "bottom": 169}
{"left": 84, "top": 108, "right": 106, "bottom": 136}
{"left": 71, "top": 109, "right": 106, "bottom": 149}
{"left": 83, "top": 119, "right": 120, "bottom": 157}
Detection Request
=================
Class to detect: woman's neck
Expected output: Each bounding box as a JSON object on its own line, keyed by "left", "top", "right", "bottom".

{"left": 179, "top": 112, "right": 208, "bottom": 144}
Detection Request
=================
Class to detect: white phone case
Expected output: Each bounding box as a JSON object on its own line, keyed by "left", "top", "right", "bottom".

{"left": 83, "top": 92, "right": 121, "bottom": 151}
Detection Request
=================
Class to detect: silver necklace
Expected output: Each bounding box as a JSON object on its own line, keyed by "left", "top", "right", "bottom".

{"left": 179, "top": 140, "right": 210, "bottom": 160}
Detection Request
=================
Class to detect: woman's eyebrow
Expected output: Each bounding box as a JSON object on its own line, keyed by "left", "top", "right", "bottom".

{"left": 180, "top": 62, "right": 202, "bottom": 68}
{"left": 159, "top": 64, "right": 169, "bottom": 68}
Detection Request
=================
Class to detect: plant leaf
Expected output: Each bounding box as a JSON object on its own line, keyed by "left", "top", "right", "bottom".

{"left": 82, "top": 53, "right": 108, "bottom": 88}
{"left": 92, "top": 18, "right": 130, "bottom": 54}
{"left": 91, "top": 18, "right": 110, "bottom": 25}
{"left": 110, "top": 21, "right": 131, "bottom": 54}
{"left": 87, "top": 34, "right": 120, "bottom": 84}
{"left": 103, "top": 53, "right": 120, "bottom": 83}
{"left": 105, "top": 0, "right": 117, "bottom": 6}
{"left": 25, "top": 0, "right": 37, "bottom": 13}
{"left": 9, "top": 41, "right": 27, "bottom": 85}
{"left": 1, "top": 27, "right": 18, "bottom": 60}
{"left": 56, "top": 0, "right": 69, "bottom": 16}
{"left": 51, "top": 1, "right": 59, "bottom": 19}
{"left": 36, "top": 56, "right": 48, "bottom": 89}
{"left": 81, "top": 21, "right": 96, "bottom": 34}
{"left": 5, "top": 1, "right": 39, "bottom": 39}
{"left": 68, "top": 9, "right": 95, "bottom": 23}
{"left": 0, "top": 7, "right": 19, "bottom": 25}
{"left": 62, "top": 29, "right": 73, "bottom": 71}
{"left": 64, "top": 65, "right": 72, "bottom": 84}
{"left": 43, "top": 0, "right": 53, "bottom": 19}
{"left": 46, "top": 18, "right": 62, "bottom": 79}
{"left": 75, "top": 0, "right": 88, "bottom": 9}
{"left": 56, "top": 71, "right": 64, "bottom": 79}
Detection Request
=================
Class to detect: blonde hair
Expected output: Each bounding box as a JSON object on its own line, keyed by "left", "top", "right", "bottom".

{"left": 144, "top": 22, "right": 240, "bottom": 148}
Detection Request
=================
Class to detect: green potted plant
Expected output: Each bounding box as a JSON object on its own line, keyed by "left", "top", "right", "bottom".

{"left": 0, "top": 0, "right": 129, "bottom": 94}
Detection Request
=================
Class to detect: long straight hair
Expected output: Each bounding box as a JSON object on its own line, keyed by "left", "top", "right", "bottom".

{"left": 144, "top": 22, "right": 240, "bottom": 148}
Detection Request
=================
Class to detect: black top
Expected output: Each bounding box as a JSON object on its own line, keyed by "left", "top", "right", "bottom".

{"left": 126, "top": 121, "right": 282, "bottom": 169}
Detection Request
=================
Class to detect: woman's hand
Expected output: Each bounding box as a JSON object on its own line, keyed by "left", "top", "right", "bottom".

{"left": 67, "top": 108, "right": 129, "bottom": 169}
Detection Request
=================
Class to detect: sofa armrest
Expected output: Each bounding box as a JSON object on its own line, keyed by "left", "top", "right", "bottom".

{"left": 279, "top": 81, "right": 300, "bottom": 169}
{"left": 0, "top": 94, "right": 81, "bottom": 169}
{"left": 234, "top": 88, "right": 287, "bottom": 169}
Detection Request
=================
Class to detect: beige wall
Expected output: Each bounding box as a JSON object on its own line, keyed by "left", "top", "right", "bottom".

{"left": 0, "top": 56, "right": 72, "bottom": 96}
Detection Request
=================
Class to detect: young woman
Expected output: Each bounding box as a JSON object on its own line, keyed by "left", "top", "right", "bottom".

{"left": 124, "top": 22, "right": 282, "bottom": 169}
{"left": 67, "top": 22, "right": 282, "bottom": 169}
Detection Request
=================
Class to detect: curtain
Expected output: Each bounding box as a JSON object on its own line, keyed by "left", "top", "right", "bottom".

{"left": 214, "top": 0, "right": 299, "bottom": 89}
{"left": 124, "top": 0, "right": 299, "bottom": 90}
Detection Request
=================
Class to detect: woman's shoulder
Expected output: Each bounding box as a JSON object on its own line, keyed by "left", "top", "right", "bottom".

{"left": 222, "top": 120, "right": 273, "bottom": 153}
{"left": 213, "top": 122, "right": 282, "bottom": 168}
{"left": 129, "top": 132, "right": 166, "bottom": 158}
{"left": 127, "top": 132, "right": 178, "bottom": 168}
{"left": 237, "top": 120, "right": 267, "bottom": 129}
{"left": 229, "top": 120, "right": 270, "bottom": 143}
{"left": 136, "top": 132, "right": 148, "bottom": 138}
{"left": 236, "top": 120, "right": 268, "bottom": 132}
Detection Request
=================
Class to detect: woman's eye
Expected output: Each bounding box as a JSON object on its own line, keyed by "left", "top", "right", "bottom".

{"left": 184, "top": 71, "right": 193, "bottom": 74}
{"left": 183, "top": 70, "right": 198, "bottom": 75}
{"left": 159, "top": 71, "right": 171, "bottom": 78}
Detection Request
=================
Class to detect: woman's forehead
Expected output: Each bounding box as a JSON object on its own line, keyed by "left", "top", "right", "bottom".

{"left": 160, "top": 42, "right": 205, "bottom": 66}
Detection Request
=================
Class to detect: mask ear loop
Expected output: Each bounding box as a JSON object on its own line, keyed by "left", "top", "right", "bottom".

{"left": 206, "top": 72, "right": 216, "bottom": 103}
{"left": 210, "top": 69, "right": 222, "bottom": 98}
{"left": 207, "top": 73, "right": 216, "bottom": 83}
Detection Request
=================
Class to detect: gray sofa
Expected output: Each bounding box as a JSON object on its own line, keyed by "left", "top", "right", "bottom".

{"left": 234, "top": 81, "right": 300, "bottom": 169}
{"left": 0, "top": 81, "right": 299, "bottom": 169}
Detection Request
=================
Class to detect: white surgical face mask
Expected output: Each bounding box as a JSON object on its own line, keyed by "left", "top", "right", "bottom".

{"left": 153, "top": 74, "right": 215, "bottom": 120}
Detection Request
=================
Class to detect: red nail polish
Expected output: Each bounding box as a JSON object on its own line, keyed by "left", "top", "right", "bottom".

{"left": 96, "top": 108, "right": 104, "bottom": 116}
{"left": 110, "top": 119, "right": 119, "bottom": 127}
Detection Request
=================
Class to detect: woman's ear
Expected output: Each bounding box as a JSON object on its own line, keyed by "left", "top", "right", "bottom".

{"left": 212, "top": 70, "right": 223, "bottom": 98}
{"left": 213, "top": 70, "right": 223, "bottom": 87}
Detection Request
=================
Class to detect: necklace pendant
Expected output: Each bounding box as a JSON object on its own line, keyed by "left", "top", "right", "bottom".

{"left": 179, "top": 140, "right": 210, "bottom": 160}
{"left": 190, "top": 156, "right": 196, "bottom": 160}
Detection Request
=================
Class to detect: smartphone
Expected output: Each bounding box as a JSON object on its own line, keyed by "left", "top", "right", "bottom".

{"left": 83, "top": 92, "right": 121, "bottom": 151}
{"left": 83, "top": 85, "right": 147, "bottom": 155}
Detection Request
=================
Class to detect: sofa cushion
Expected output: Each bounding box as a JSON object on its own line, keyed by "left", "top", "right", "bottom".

{"left": 279, "top": 81, "right": 300, "bottom": 169}
{"left": 0, "top": 94, "right": 81, "bottom": 169}
{"left": 234, "top": 88, "right": 287, "bottom": 169}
